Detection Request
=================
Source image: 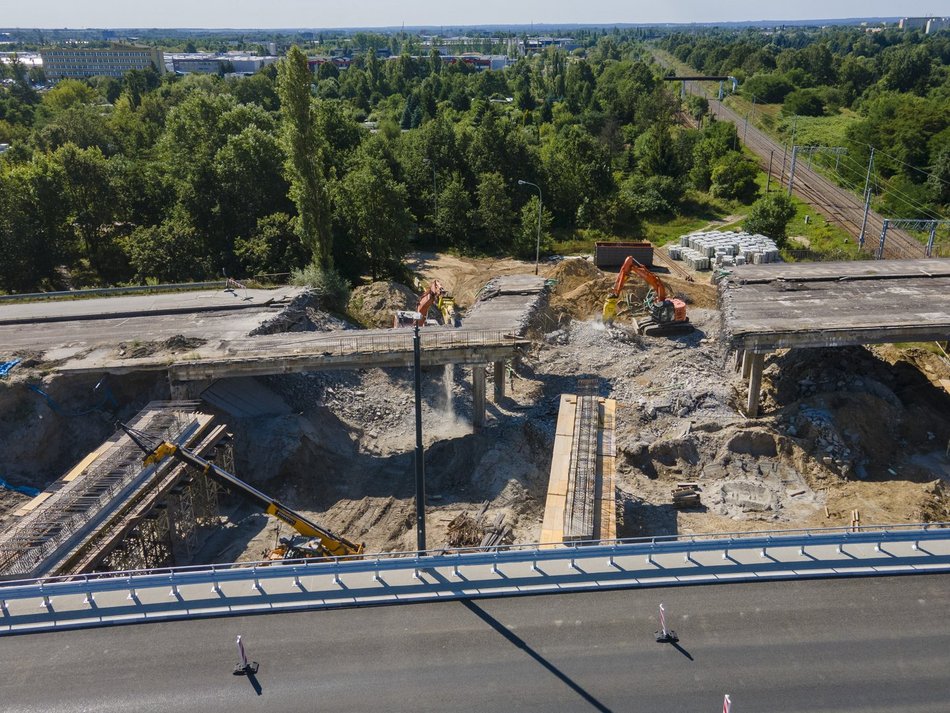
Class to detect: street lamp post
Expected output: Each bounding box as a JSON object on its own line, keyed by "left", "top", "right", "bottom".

{"left": 517, "top": 179, "right": 542, "bottom": 276}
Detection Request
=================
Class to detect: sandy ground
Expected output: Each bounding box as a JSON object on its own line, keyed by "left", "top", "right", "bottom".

{"left": 1, "top": 253, "right": 948, "bottom": 565}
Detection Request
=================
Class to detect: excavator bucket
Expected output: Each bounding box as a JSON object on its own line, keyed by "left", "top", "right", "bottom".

{"left": 602, "top": 296, "right": 619, "bottom": 324}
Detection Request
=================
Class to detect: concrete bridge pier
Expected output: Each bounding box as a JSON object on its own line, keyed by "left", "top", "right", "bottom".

{"left": 493, "top": 361, "right": 506, "bottom": 402}
{"left": 472, "top": 365, "right": 486, "bottom": 429}
{"left": 744, "top": 351, "right": 767, "bottom": 418}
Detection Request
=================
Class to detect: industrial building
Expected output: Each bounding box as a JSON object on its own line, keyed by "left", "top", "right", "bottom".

{"left": 40, "top": 43, "right": 164, "bottom": 79}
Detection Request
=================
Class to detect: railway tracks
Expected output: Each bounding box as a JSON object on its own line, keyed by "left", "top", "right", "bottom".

{"left": 682, "top": 79, "right": 931, "bottom": 260}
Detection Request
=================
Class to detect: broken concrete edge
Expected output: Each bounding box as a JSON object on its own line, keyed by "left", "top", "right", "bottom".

{"left": 0, "top": 299, "right": 276, "bottom": 327}
{"left": 2, "top": 558, "right": 948, "bottom": 637}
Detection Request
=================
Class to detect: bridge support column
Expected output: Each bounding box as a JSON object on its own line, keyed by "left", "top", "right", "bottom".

{"left": 746, "top": 352, "right": 766, "bottom": 418}
{"left": 472, "top": 365, "right": 486, "bottom": 429}
{"left": 493, "top": 361, "right": 505, "bottom": 402}
{"left": 741, "top": 350, "right": 753, "bottom": 379}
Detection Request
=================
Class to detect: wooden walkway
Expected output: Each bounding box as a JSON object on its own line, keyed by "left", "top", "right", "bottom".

{"left": 540, "top": 394, "right": 616, "bottom": 546}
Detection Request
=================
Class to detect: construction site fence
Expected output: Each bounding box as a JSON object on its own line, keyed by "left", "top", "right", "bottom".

{"left": 2, "top": 521, "right": 947, "bottom": 597}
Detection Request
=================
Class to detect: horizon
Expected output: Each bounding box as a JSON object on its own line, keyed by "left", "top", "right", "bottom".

{"left": 1, "top": 0, "right": 942, "bottom": 31}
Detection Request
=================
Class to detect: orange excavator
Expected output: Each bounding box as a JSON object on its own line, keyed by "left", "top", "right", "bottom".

{"left": 394, "top": 279, "right": 460, "bottom": 328}
{"left": 602, "top": 256, "right": 692, "bottom": 336}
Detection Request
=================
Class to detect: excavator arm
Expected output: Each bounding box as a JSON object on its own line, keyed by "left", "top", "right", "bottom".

{"left": 125, "top": 426, "right": 364, "bottom": 559}
{"left": 394, "top": 279, "right": 460, "bottom": 328}
{"left": 603, "top": 255, "right": 689, "bottom": 334}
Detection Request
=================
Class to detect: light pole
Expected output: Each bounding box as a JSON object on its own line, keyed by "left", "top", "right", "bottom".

{"left": 412, "top": 324, "right": 426, "bottom": 552}
{"left": 517, "top": 179, "right": 542, "bottom": 275}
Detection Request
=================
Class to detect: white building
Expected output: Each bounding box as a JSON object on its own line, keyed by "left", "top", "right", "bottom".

{"left": 40, "top": 44, "right": 164, "bottom": 79}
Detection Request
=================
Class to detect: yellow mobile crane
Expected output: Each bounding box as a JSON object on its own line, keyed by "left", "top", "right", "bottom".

{"left": 121, "top": 424, "right": 364, "bottom": 560}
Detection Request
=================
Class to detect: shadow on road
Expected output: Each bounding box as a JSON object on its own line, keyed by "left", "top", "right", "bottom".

{"left": 246, "top": 670, "right": 263, "bottom": 696}
{"left": 460, "top": 599, "right": 613, "bottom": 713}
{"left": 670, "top": 641, "right": 694, "bottom": 661}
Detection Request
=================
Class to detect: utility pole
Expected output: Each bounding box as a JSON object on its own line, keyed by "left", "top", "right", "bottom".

{"left": 413, "top": 325, "right": 427, "bottom": 552}
{"left": 858, "top": 147, "right": 874, "bottom": 248}
{"left": 743, "top": 96, "right": 755, "bottom": 143}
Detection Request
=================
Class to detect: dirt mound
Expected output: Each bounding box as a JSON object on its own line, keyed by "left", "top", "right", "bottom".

{"left": 547, "top": 259, "right": 612, "bottom": 320}
{"left": 348, "top": 282, "right": 418, "bottom": 328}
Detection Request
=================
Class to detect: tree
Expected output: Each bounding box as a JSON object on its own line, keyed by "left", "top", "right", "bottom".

{"left": 52, "top": 143, "right": 118, "bottom": 274}
{"left": 710, "top": 153, "right": 759, "bottom": 202}
{"left": 278, "top": 46, "right": 332, "bottom": 267}
{"left": 335, "top": 153, "right": 411, "bottom": 280}
{"left": 0, "top": 159, "right": 68, "bottom": 292}
{"left": 433, "top": 173, "right": 473, "bottom": 247}
{"left": 234, "top": 212, "right": 307, "bottom": 276}
{"left": 474, "top": 172, "right": 515, "bottom": 250}
{"left": 214, "top": 125, "right": 290, "bottom": 244}
{"left": 744, "top": 193, "right": 796, "bottom": 242}
{"left": 514, "top": 195, "right": 553, "bottom": 260}
{"left": 121, "top": 217, "right": 210, "bottom": 283}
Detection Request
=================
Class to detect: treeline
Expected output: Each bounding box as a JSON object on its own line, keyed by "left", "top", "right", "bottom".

{"left": 0, "top": 35, "right": 757, "bottom": 293}
{"left": 660, "top": 28, "right": 950, "bottom": 218}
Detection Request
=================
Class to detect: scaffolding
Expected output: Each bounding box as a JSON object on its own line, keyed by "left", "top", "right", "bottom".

{"left": 563, "top": 381, "right": 600, "bottom": 542}
{"left": 0, "top": 403, "right": 200, "bottom": 579}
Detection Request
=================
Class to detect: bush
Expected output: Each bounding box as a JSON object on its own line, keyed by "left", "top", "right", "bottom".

{"left": 782, "top": 89, "right": 825, "bottom": 117}
{"left": 742, "top": 74, "right": 794, "bottom": 104}
{"left": 744, "top": 193, "right": 796, "bottom": 242}
{"left": 290, "top": 262, "right": 351, "bottom": 312}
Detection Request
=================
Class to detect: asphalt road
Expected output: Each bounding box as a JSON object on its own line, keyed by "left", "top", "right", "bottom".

{"left": 1, "top": 575, "right": 947, "bottom": 712}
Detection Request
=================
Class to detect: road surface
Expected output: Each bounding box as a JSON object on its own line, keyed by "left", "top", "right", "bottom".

{"left": 1, "top": 574, "right": 947, "bottom": 712}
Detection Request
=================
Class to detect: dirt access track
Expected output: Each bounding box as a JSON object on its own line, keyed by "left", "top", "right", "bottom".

{"left": 0, "top": 253, "right": 948, "bottom": 565}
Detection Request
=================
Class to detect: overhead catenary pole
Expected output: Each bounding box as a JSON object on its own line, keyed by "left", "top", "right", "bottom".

{"left": 787, "top": 145, "right": 799, "bottom": 197}
{"left": 779, "top": 143, "right": 788, "bottom": 189}
{"left": 859, "top": 147, "right": 875, "bottom": 248}
{"left": 878, "top": 219, "right": 890, "bottom": 260}
{"left": 766, "top": 149, "right": 774, "bottom": 193}
{"left": 413, "top": 325, "right": 427, "bottom": 552}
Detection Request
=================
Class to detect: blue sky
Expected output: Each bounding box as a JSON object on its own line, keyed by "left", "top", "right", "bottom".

{"left": 2, "top": 0, "right": 936, "bottom": 28}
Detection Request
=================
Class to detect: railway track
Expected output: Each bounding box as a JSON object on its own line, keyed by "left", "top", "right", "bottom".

{"left": 680, "top": 79, "right": 931, "bottom": 260}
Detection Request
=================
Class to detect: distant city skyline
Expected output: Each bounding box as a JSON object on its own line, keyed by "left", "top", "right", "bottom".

{"left": 2, "top": 1, "right": 942, "bottom": 29}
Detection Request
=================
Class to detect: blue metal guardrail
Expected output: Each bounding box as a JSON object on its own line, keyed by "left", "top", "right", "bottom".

{"left": 1, "top": 522, "right": 947, "bottom": 604}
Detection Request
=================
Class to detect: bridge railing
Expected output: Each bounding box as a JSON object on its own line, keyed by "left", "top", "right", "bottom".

{"left": 1, "top": 521, "right": 947, "bottom": 594}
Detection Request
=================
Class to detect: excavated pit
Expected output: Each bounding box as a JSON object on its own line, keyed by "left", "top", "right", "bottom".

{"left": 1, "top": 256, "right": 949, "bottom": 567}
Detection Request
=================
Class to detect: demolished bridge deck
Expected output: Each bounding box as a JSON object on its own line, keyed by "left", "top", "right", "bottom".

{"left": 719, "top": 258, "right": 950, "bottom": 351}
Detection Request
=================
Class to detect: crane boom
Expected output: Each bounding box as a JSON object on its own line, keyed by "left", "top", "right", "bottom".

{"left": 121, "top": 426, "right": 364, "bottom": 559}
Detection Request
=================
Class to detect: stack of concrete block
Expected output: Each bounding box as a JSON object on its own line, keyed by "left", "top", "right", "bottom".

{"left": 669, "top": 230, "right": 781, "bottom": 271}
{"left": 666, "top": 244, "right": 710, "bottom": 271}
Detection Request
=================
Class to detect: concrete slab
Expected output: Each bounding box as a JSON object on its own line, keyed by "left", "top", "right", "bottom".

{"left": 719, "top": 258, "right": 950, "bottom": 350}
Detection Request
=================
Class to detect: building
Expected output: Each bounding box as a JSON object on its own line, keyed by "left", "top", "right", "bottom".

{"left": 926, "top": 18, "right": 948, "bottom": 33}
{"left": 40, "top": 44, "right": 164, "bottom": 79}
{"left": 168, "top": 53, "right": 278, "bottom": 75}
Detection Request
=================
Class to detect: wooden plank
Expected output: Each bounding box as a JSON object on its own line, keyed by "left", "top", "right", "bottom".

{"left": 555, "top": 395, "right": 577, "bottom": 437}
